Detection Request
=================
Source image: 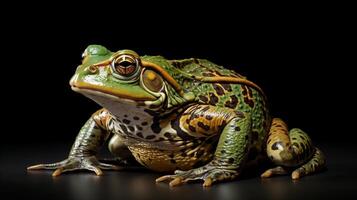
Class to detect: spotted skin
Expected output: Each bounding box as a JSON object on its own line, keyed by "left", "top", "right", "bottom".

{"left": 28, "top": 46, "right": 326, "bottom": 186}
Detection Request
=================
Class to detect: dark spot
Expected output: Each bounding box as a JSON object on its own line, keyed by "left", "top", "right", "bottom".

{"left": 234, "top": 126, "right": 241, "bottom": 131}
{"left": 209, "top": 92, "right": 219, "bottom": 105}
{"left": 198, "top": 122, "right": 210, "bottom": 131}
{"left": 224, "top": 140, "right": 229, "bottom": 144}
{"left": 151, "top": 116, "right": 161, "bottom": 134}
{"left": 299, "top": 135, "right": 306, "bottom": 140}
{"left": 221, "top": 83, "right": 232, "bottom": 92}
{"left": 228, "top": 158, "right": 235, "bottom": 164}
{"left": 141, "top": 122, "right": 148, "bottom": 126}
{"left": 245, "top": 135, "right": 249, "bottom": 141}
{"left": 146, "top": 135, "right": 156, "bottom": 140}
{"left": 213, "top": 83, "right": 225, "bottom": 95}
{"left": 136, "top": 132, "right": 144, "bottom": 138}
{"left": 270, "top": 156, "right": 274, "bottom": 160}
{"left": 170, "top": 159, "right": 177, "bottom": 164}
{"left": 164, "top": 132, "right": 173, "bottom": 139}
{"left": 221, "top": 150, "right": 226, "bottom": 154}
{"left": 128, "top": 126, "right": 135, "bottom": 132}
{"left": 292, "top": 137, "right": 297, "bottom": 140}
{"left": 225, "top": 95, "right": 239, "bottom": 109}
{"left": 181, "top": 151, "right": 187, "bottom": 157}
{"left": 124, "top": 115, "right": 128, "bottom": 118}
{"left": 199, "top": 95, "right": 209, "bottom": 103}
{"left": 168, "top": 154, "right": 175, "bottom": 158}
{"left": 136, "top": 125, "right": 143, "bottom": 131}
{"left": 205, "top": 115, "right": 213, "bottom": 120}
{"left": 171, "top": 117, "right": 196, "bottom": 140}
{"left": 120, "top": 125, "right": 129, "bottom": 134}
{"left": 133, "top": 116, "right": 140, "bottom": 120}
{"left": 272, "top": 142, "right": 283, "bottom": 150}
{"left": 188, "top": 125, "right": 196, "bottom": 132}
{"left": 123, "top": 119, "right": 131, "bottom": 124}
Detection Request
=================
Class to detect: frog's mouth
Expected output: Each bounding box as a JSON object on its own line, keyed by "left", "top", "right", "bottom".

{"left": 70, "top": 74, "right": 158, "bottom": 105}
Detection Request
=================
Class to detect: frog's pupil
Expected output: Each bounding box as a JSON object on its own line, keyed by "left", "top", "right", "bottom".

{"left": 119, "top": 61, "right": 132, "bottom": 67}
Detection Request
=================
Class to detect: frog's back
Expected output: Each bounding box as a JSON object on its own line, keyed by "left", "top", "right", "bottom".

{"left": 169, "top": 58, "right": 271, "bottom": 152}
{"left": 169, "top": 58, "right": 246, "bottom": 80}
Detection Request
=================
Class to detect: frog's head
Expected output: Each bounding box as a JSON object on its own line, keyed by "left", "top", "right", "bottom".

{"left": 70, "top": 45, "right": 194, "bottom": 115}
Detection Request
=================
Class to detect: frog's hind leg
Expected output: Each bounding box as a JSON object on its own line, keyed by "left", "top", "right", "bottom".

{"left": 262, "top": 118, "right": 326, "bottom": 179}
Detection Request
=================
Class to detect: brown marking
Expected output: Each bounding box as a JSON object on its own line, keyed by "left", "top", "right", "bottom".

{"left": 208, "top": 93, "right": 219, "bottom": 105}
{"left": 221, "top": 83, "right": 232, "bottom": 92}
{"left": 199, "top": 95, "right": 209, "bottom": 103}
{"left": 136, "top": 125, "right": 143, "bottom": 131}
{"left": 188, "top": 125, "right": 196, "bottom": 132}
{"left": 128, "top": 126, "right": 135, "bottom": 132}
{"left": 205, "top": 115, "right": 213, "bottom": 120}
{"left": 198, "top": 122, "right": 210, "bottom": 131}
{"left": 213, "top": 83, "right": 225, "bottom": 95}
{"left": 224, "top": 95, "right": 239, "bottom": 108}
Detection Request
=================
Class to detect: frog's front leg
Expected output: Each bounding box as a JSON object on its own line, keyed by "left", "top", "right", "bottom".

{"left": 156, "top": 105, "right": 251, "bottom": 187}
{"left": 27, "top": 109, "right": 121, "bottom": 176}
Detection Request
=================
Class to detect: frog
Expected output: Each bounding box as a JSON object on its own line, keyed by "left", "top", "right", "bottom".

{"left": 27, "top": 45, "right": 326, "bottom": 187}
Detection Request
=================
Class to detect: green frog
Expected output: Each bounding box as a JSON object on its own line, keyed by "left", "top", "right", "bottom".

{"left": 28, "top": 45, "right": 326, "bottom": 187}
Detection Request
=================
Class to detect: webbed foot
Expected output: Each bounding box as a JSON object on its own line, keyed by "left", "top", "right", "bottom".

{"left": 156, "top": 165, "right": 239, "bottom": 187}
{"left": 27, "top": 156, "right": 122, "bottom": 176}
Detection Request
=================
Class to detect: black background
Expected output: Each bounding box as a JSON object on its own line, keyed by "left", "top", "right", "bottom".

{"left": 1, "top": 3, "right": 356, "bottom": 200}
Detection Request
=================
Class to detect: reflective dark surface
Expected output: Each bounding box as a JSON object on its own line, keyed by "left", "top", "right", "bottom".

{"left": 1, "top": 142, "right": 356, "bottom": 200}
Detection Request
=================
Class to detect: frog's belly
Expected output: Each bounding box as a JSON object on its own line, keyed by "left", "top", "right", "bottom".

{"left": 127, "top": 145, "right": 214, "bottom": 172}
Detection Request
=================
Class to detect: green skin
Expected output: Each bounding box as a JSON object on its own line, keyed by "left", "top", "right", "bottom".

{"left": 27, "top": 45, "right": 326, "bottom": 187}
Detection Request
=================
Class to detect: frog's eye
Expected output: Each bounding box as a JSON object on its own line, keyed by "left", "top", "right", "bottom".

{"left": 141, "top": 69, "right": 164, "bottom": 93}
{"left": 111, "top": 54, "right": 140, "bottom": 80}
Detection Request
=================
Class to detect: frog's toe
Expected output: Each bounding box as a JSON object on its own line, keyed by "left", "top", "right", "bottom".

{"left": 27, "top": 156, "right": 122, "bottom": 176}
{"left": 261, "top": 166, "right": 289, "bottom": 178}
{"left": 156, "top": 167, "right": 239, "bottom": 187}
{"left": 27, "top": 160, "right": 67, "bottom": 170}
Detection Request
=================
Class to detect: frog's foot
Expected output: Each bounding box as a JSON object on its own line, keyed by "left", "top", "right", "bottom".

{"left": 291, "top": 148, "right": 326, "bottom": 180}
{"left": 27, "top": 156, "right": 122, "bottom": 176}
{"left": 156, "top": 165, "right": 239, "bottom": 187}
{"left": 261, "top": 166, "right": 289, "bottom": 178}
{"left": 261, "top": 148, "right": 326, "bottom": 179}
